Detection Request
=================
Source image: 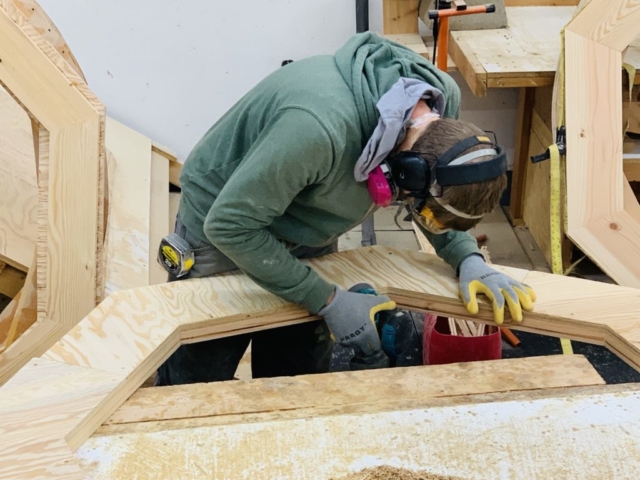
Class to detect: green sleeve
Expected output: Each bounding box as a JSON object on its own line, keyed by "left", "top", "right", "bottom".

{"left": 203, "top": 108, "right": 336, "bottom": 314}
{"left": 415, "top": 222, "right": 481, "bottom": 274}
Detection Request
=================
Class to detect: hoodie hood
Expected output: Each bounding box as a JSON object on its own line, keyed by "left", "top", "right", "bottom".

{"left": 334, "top": 32, "right": 461, "bottom": 139}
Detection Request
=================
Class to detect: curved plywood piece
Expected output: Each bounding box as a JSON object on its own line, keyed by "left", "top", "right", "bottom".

{"left": 564, "top": 0, "right": 640, "bottom": 286}
{"left": 0, "top": 0, "right": 105, "bottom": 384}
{"left": 0, "top": 246, "right": 640, "bottom": 477}
{"left": 11, "top": 0, "right": 86, "bottom": 81}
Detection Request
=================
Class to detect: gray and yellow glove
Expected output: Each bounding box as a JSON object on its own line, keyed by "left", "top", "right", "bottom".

{"left": 318, "top": 287, "right": 396, "bottom": 356}
{"left": 459, "top": 254, "right": 536, "bottom": 325}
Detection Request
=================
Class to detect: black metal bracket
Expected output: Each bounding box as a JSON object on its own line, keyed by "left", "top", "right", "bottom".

{"left": 530, "top": 126, "right": 566, "bottom": 163}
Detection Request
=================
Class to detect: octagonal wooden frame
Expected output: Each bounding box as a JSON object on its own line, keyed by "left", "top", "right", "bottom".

{"left": 1, "top": 246, "right": 640, "bottom": 477}
{"left": 0, "top": 1, "right": 105, "bottom": 382}
{"left": 564, "top": 0, "right": 640, "bottom": 286}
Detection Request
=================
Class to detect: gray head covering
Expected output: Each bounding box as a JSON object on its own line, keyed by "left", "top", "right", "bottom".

{"left": 354, "top": 77, "right": 446, "bottom": 182}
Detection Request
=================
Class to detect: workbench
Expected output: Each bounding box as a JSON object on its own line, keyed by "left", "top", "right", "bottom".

{"left": 449, "top": 5, "right": 640, "bottom": 267}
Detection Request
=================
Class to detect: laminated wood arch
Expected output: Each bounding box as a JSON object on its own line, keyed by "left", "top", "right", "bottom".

{"left": 564, "top": 0, "right": 640, "bottom": 286}
{"left": 0, "top": 1, "right": 104, "bottom": 381}
{"left": 1, "top": 247, "right": 640, "bottom": 477}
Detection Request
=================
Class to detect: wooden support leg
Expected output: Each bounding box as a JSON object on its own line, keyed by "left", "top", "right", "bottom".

{"left": 509, "top": 87, "right": 535, "bottom": 224}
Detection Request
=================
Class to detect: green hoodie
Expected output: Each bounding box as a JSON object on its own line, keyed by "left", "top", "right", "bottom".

{"left": 178, "top": 32, "right": 481, "bottom": 314}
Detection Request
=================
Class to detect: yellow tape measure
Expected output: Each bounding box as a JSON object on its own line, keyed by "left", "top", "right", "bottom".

{"left": 548, "top": 145, "right": 573, "bottom": 355}
{"left": 549, "top": 144, "right": 563, "bottom": 276}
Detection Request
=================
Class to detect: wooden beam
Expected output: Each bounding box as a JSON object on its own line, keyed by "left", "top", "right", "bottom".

{"left": 149, "top": 150, "right": 169, "bottom": 285}
{"left": 563, "top": 1, "right": 640, "bottom": 287}
{"left": 169, "top": 192, "right": 180, "bottom": 231}
{"left": 0, "top": 0, "right": 105, "bottom": 384}
{"left": 152, "top": 142, "right": 181, "bottom": 188}
{"left": 505, "top": 0, "right": 580, "bottom": 5}
{"left": 509, "top": 87, "right": 536, "bottom": 220}
{"left": 383, "top": 0, "right": 418, "bottom": 34}
{"left": 624, "top": 156, "right": 640, "bottom": 182}
{"left": 0, "top": 262, "right": 25, "bottom": 298}
{"left": 384, "top": 33, "right": 429, "bottom": 60}
{"left": 106, "top": 355, "right": 603, "bottom": 426}
{"left": 0, "top": 252, "right": 37, "bottom": 352}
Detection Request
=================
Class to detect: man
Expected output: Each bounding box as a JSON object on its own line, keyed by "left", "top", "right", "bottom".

{"left": 156, "top": 32, "right": 535, "bottom": 386}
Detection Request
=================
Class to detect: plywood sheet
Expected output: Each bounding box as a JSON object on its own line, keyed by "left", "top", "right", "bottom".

{"left": 0, "top": 84, "right": 36, "bottom": 270}
{"left": 78, "top": 386, "right": 640, "bottom": 480}
{"left": 104, "top": 118, "right": 153, "bottom": 294}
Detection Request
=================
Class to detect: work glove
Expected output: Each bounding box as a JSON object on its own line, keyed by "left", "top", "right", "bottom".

{"left": 459, "top": 254, "right": 536, "bottom": 325}
{"left": 318, "top": 287, "right": 396, "bottom": 356}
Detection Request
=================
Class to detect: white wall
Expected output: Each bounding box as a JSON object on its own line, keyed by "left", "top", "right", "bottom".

{"left": 40, "top": 0, "right": 517, "bottom": 166}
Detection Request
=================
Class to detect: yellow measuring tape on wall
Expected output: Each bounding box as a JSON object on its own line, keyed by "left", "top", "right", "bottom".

{"left": 549, "top": 27, "right": 571, "bottom": 354}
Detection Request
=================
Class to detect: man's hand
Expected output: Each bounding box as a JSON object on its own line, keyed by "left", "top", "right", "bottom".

{"left": 459, "top": 254, "right": 536, "bottom": 325}
{"left": 318, "top": 287, "right": 396, "bottom": 356}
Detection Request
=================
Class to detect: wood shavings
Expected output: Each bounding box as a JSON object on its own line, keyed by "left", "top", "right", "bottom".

{"left": 331, "top": 465, "right": 463, "bottom": 480}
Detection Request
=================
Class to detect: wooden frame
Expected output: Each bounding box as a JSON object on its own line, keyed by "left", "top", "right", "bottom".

{"left": 0, "top": 1, "right": 105, "bottom": 382}
{"left": 82, "top": 355, "right": 619, "bottom": 477}
{"left": 564, "top": 0, "right": 640, "bottom": 286}
{"left": 1, "top": 246, "right": 640, "bottom": 477}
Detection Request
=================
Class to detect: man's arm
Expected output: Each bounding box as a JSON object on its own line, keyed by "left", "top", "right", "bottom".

{"left": 204, "top": 108, "right": 336, "bottom": 314}
{"left": 416, "top": 222, "right": 482, "bottom": 274}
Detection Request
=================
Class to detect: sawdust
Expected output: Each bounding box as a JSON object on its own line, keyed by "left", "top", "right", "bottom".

{"left": 331, "top": 465, "right": 463, "bottom": 480}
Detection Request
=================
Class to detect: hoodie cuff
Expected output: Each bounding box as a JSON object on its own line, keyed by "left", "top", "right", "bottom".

{"left": 301, "top": 279, "right": 337, "bottom": 315}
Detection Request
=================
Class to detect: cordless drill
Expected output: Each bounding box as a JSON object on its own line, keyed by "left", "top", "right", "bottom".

{"left": 348, "top": 284, "right": 423, "bottom": 370}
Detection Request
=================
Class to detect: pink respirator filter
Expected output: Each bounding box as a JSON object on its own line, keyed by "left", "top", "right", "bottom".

{"left": 367, "top": 164, "right": 393, "bottom": 207}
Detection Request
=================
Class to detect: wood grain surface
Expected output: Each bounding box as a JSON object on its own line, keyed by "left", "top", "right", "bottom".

{"left": 0, "top": 0, "right": 105, "bottom": 386}
{"left": 2, "top": 246, "right": 640, "bottom": 478}
{"left": 79, "top": 385, "right": 640, "bottom": 480}
{"left": 449, "top": 5, "right": 640, "bottom": 96}
{"left": 564, "top": 0, "right": 640, "bottom": 287}
{"left": 0, "top": 85, "right": 36, "bottom": 270}
{"left": 106, "top": 355, "right": 603, "bottom": 426}
{"left": 104, "top": 118, "right": 153, "bottom": 294}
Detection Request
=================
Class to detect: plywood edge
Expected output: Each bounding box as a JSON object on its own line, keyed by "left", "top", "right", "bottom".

{"left": 99, "top": 383, "right": 634, "bottom": 438}
{"left": 0, "top": 262, "right": 26, "bottom": 297}
{"left": 449, "top": 32, "right": 487, "bottom": 97}
{"left": 106, "top": 354, "right": 603, "bottom": 426}
{"left": 11, "top": 0, "right": 86, "bottom": 81}
{"left": 384, "top": 33, "right": 429, "bottom": 59}
{"left": 0, "top": 2, "right": 102, "bottom": 124}
{"left": 149, "top": 151, "right": 169, "bottom": 285}
{"left": 0, "top": 254, "right": 28, "bottom": 273}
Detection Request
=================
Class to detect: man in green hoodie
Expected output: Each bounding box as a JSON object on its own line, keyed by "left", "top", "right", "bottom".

{"left": 156, "top": 32, "right": 535, "bottom": 386}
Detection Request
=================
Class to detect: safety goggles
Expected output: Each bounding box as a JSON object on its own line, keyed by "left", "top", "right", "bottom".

{"left": 408, "top": 199, "right": 452, "bottom": 235}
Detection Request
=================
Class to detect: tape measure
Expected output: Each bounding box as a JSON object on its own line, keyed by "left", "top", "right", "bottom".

{"left": 158, "top": 233, "right": 195, "bottom": 279}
